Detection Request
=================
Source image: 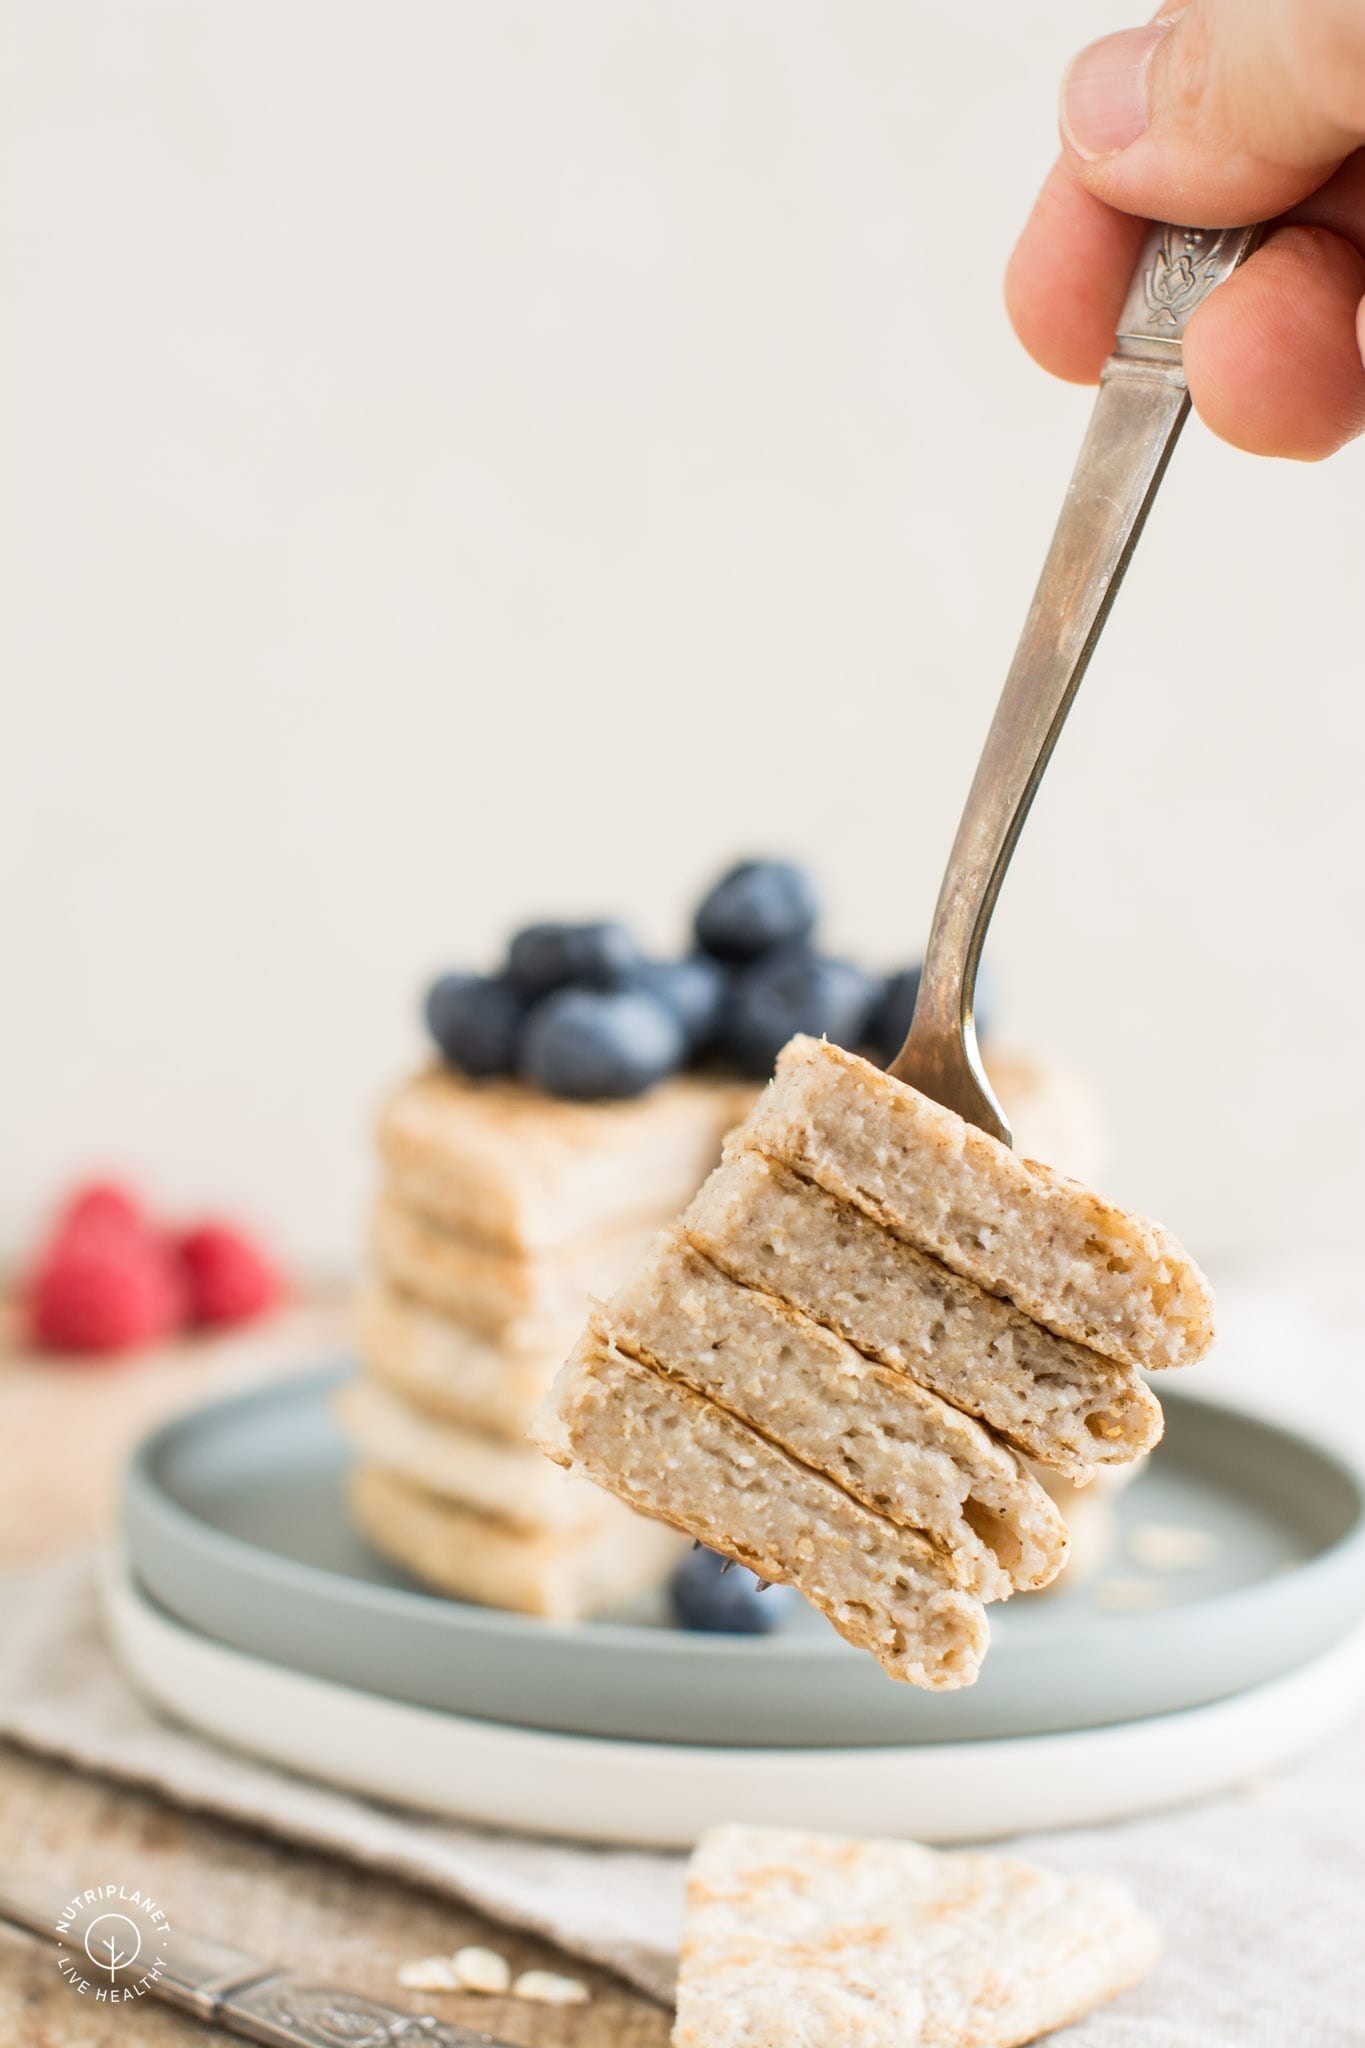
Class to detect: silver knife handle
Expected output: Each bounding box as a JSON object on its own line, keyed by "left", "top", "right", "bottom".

{"left": 888, "top": 219, "right": 1262, "bottom": 1140}
{"left": 222, "top": 1972, "right": 501, "bottom": 2048}
{"left": 0, "top": 1870, "right": 513, "bottom": 2048}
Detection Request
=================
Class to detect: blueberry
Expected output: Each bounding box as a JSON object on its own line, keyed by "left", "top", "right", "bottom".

{"left": 693, "top": 860, "right": 819, "bottom": 964}
{"left": 866, "top": 965, "right": 922, "bottom": 1065}
{"left": 669, "top": 1547, "right": 795, "bottom": 1634}
{"left": 866, "top": 962, "right": 998, "bottom": 1064}
{"left": 519, "top": 986, "right": 686, "bottom": 1099}
{"left": 628, "top": 954, "right": 728, "bottom": 1054}
{"left": 506, "top": 920, "right": 645, "bottom": 999}
{"left": 424, "top": 973, "right": 527, "bottom": 1078}
{"left": 723, "top": 951, "right": 881, "bottom": 1078}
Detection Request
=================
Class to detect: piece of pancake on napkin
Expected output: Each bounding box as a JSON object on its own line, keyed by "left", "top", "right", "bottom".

{"left": 672, "top": 1824, "right": 1161, "bottom": 2048}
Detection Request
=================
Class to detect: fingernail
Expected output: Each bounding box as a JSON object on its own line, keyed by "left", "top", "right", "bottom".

{"left": 1061, "top": 24, "right": 1167, "bottom": 160}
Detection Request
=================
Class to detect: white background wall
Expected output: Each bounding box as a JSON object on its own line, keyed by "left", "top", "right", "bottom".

{"left": 5, "top": 1, "right": 1363, "bottom": 1277}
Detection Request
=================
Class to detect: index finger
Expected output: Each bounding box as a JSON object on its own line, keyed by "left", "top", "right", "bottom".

{"left": 1006, "top": 154, "right": 1365, "bottom": 458}
{"left": 1004, "top": 160, "right": 1147, "bottom": 385}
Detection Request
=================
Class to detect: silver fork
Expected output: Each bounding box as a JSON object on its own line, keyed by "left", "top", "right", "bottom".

{"left": 889, "top": 220, "right": 1261, "bottom": 1143}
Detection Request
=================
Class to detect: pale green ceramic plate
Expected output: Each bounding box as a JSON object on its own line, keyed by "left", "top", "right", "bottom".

{"left": 122, "top": 1365, "right": 1365, "bottom": 1748}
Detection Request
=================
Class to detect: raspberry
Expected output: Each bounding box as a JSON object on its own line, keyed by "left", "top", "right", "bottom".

{"left": 28, "top": 1230, "right": 184, "bottom": 1356}
{"left": 55, "top": 1179, "right": 147, "bottom": 1240}
{"left": 177, "top": 1223, "right": 282, "bottom": 1328}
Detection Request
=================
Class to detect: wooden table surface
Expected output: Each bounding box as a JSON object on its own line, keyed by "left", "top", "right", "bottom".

{"left": 0, "top": 1307, "right": 670, "bottom": 2048}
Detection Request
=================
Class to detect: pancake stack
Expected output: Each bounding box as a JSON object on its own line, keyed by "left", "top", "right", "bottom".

{"left": 341, "top": 1062, "right": 754, "bottom": 1618}
{"left": 536, "top": 1035, "right": 1214, "bottom": 1685}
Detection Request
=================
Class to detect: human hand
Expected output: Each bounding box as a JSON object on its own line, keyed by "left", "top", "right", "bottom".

{"left": 1006, "top": 0, "right": 1365, "bottom": 458}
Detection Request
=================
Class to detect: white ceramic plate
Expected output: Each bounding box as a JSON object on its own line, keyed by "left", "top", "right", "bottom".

{"left": 105, "top": 1552, "right": 1365, "bottom": 1848}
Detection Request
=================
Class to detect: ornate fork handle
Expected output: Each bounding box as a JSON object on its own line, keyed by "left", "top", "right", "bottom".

{"left": 888, "top": 220, "right": 1262, "bottom": 1142}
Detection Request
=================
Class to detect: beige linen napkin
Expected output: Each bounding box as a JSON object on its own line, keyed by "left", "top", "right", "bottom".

{"left": 0, "top": 1550, "right": 686, "bottom": 2001}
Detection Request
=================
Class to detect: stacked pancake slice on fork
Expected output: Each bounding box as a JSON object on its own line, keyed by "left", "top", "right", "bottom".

{"left": 536, "top": 1035, "right": 1214, "bottom": 1687}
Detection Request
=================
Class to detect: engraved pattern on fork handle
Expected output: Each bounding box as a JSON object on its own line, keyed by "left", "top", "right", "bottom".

{"left": 887, "top": 220, "right": 1262, "bottom": 1142}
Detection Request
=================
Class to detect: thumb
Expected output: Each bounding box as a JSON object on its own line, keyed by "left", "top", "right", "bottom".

{"left": 1060, "top": 0, "right": 1365, "bottom": 223}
